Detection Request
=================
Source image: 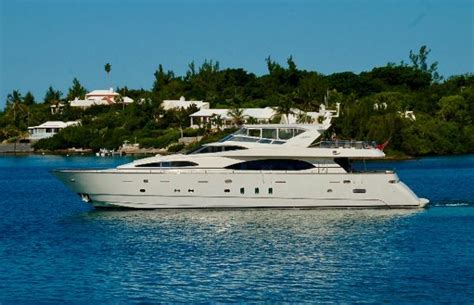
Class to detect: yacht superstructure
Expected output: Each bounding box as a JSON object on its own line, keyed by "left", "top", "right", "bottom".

{"left": 54, "top": 114, "right": 429, "bottom": 209}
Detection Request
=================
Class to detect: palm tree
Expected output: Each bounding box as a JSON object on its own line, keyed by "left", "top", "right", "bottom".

{"left": 273, "top": 94, "right": 295, "bottom": 124}
{"left": 6, "top": 90, "right": 25, "bottom": 123}
{"left": 211, "top": 114, "right": 224, "bottom": 130}
{"left": 174, "top": 108, "right": 189, "bottom": 138}
{"left": 296, "top": 112, "right": 315, "bottom": 124}
{"left": 227, "top": 107, "right": 244, "bottom": 126}
{"left": 104, "top": 63, "right": 111, "bottom": 77}
{"left": 246, "top": 116, "right": 258, "bottom": 124}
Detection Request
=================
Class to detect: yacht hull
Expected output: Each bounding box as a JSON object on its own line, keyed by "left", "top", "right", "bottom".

{"left": 53, "top": 169, "right": 429, "bottom": 209}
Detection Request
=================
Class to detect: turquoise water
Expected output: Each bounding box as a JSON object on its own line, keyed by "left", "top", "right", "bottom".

{"left": 0, "top": 154, "right": 473, "bottom": 303}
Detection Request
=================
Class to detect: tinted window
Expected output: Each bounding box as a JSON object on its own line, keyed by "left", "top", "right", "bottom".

{"left": 226, "top": 159, "right": 315, "bottom": 171}
{"left": 248, "top": 129, "right": 261, "bottom": 137}
{"left": 192, "top": 145, "right": 247, "bottom": 154}
{"left": 262, "top": 128, "right": 277, "bottom": 139}
{"left": 136, "top": 161, "right": 198, "bottom": 168}
{"left": 278, "top": 128, "right": 293, "bottom": 139}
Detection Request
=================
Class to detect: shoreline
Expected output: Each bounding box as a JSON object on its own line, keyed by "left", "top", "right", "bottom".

{"left": 1, "top": 150, "right": 472, "bottom": 161}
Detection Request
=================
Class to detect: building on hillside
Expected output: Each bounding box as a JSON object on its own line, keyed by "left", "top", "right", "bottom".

{"left": 284, "top": 103, "right": 340, "bottom": 125}
{"left": 67, "top": 88, "right": 134, "bottom": 109}
{"left": 162, "top": 96, "right": 210, "bottom": 111}
{"left": 189, "top": 103, "right": 341, "bottom": 129}
{"left": 28, "top": 121, "right": 80, "bottom": 140}
{"left": 399, "top": 110, "right": 416, "bottom": 121}
{"left": 50, "top": 103, "right": 66, "bottom": 115}
{"left": 189, "top": 107, "right": 278, "bottom": 129}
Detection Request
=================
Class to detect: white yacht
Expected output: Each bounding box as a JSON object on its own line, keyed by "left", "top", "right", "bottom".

{"left": 54, "top": 115, "right": 429, "bottom": 209}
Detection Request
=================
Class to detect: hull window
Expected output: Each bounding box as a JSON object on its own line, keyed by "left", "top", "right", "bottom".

{"left": 353, "top": 189, "right": 366, "bottom": 193}
{"left": 240, "top": 188, "right": 245, "bottom": 194}
{"left": 268, "top": 188, "right": 273, "bottom": 195}
{"left": 255, "top": 187, "right": 259, "bottom": 194}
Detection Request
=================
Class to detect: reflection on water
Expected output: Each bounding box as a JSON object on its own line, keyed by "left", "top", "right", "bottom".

{"left": 84, "top": 208, "right": 422, "bottom": 231}
{"left": 49, "top": 207, "right": 472, "bottom": 303}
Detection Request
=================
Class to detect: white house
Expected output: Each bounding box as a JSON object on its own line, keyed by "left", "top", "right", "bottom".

{"left": 68, "top": 88, "right": 134, "bottom": 109}
{"left": 28, "top": 121, "right": 80, "bottom": 140}
{"left": 190, "top": 107, "right": 280, "bottom": 128}
{"left": 399, "top": 110, "right": 416, "bottom": 121}
{"left": 162, "top": 96, "right": 210, "bottom": 111}
{"left": 189, "top": 103, "right": 340, "bottom": 129}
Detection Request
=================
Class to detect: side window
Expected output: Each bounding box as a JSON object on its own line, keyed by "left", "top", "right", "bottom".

{"left": 278, "top": 128, "right": 293, "bottom": 140}
{"left": 262, "top": 128, "right": 277, "bottom": 139}
{"left": 248, "top": 129, "right": 261, "bottom": 137}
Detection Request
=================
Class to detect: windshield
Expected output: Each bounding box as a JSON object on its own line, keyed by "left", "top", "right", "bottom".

{"left": 221, "top": 127, "right": 306, "bottom": 144}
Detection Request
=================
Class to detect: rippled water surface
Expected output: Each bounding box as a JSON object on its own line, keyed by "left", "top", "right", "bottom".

{"left": 0, "top": 154, "right": 473, "bottom": 303}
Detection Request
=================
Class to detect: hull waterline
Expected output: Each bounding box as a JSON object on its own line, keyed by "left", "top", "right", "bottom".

{"left": 53, "top": 169, "right": 429, "bottom": 210}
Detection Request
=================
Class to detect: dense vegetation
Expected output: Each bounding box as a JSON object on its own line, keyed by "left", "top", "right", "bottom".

{"left": 1, "top": 46, "right": 473, "bottom": 156}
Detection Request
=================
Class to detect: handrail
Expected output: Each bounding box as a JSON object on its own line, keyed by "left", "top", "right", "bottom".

{"left": 311, "top": 140, "right": 377, "bottom": 149}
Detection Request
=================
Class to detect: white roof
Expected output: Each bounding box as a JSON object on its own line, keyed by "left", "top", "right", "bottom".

{"left": 123, "top": 96, "right": 134, "bottom": 104}
{"left": 162, "top": 96, "right": 209, "bottom": 110}
{"left": 86, "top": 88, "right": 118, "bottom": 97}
{"left": 70, "top": 99, "right": 110, "bottom": 107}
{"left": 190, "top": 108, "right": 230, "bottom": 118}
{"left": 190, "top": 107, "right": 276, "bottom": 120}
{"left": 69, "top": 92, "right": 134, "bottom": 107}
{"left": 242, "top": 107, "right": 276, "bottom": 119}
{"left": 28, "top": 121, "right": 80, "bottom": 129}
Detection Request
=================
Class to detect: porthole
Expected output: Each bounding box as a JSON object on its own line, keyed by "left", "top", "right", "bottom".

{"left": 327, "top": 189, "right": 333, "bottom": 193}
{"left": 240, "top": 188, "right": 245, "bottom": 194}
{"left": 140, "top": 189, "right": 146, "bottom": 193}
{"left": 255, "top": 187, "right": 259, "bottom": 194}
{"left": 224, "top": 189, "right": 230, "bottom": 193}
{"left": 143, "top": 179, "right": 149, "bottom": 183}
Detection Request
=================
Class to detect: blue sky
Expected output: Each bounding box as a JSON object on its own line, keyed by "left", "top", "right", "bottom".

{"left": 0, "top": 0, "right": 473, "bottom": 108}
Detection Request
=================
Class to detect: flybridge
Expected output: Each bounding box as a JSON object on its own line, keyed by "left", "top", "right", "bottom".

{"left": 219, "top": 126, "right": 308, "bottom": 145}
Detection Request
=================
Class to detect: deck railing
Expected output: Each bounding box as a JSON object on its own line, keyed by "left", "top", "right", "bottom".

{"left": 312, "top": 140, "right": 377, "bottom": 149}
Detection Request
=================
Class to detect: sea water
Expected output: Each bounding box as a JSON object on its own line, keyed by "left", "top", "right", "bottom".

{"left": 0, "top": 154, "right": 473, "bottom": 303}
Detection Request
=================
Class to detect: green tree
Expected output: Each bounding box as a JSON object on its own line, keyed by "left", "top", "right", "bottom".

{"left": 211, "top": 114, "right": 224, "bottom": 130}
{"left": 227, "top": 107, "right": 245, "bottom": 126}
{"left": 44, "top": 86, "right": 62, "bottom": 104}
{"left": 438, "top": 95, "right": 469, "bottom": 123}
{"left": 6, "top": 90, "right": 25, "bottom": 123}
{"left": 23, "top": 91, "right": 35, "bottom": 106}
{"left": 296, "top": 112, "right": 314, "bottom": 124}
{"left": 67, "top": 78, "right": 87, "bottom": 100}
{"left": 104, "top": 63, "right": 111, "bottom": 77}
{"left": 152, "top": 64, "right": 174, "bottom": 95}
{"left": 273, "top": 94, "right": 296, "bottom": 123}
{"left": 409, "top": 45, "right": 441, "bottom": 82}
